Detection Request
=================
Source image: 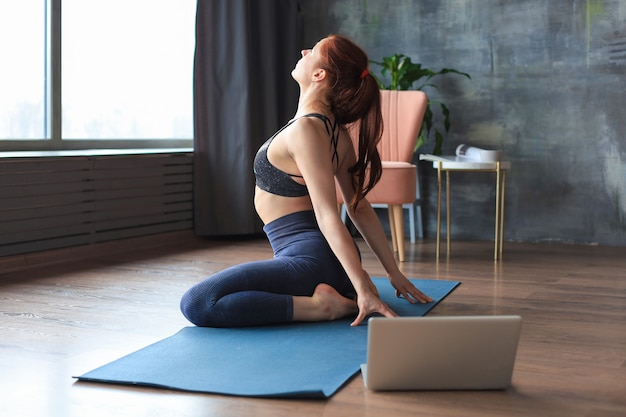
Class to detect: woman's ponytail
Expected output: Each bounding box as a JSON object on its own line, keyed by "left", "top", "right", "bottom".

{"left": 318, "top": 34, "right": 384, "bottom": 209}
{"left": 349, "top": 74, "right": 382, "bottom": 208}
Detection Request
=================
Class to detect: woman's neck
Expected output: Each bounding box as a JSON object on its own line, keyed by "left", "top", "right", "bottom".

{"left": 295, "top": 86, "right": 330, "bottom": 118}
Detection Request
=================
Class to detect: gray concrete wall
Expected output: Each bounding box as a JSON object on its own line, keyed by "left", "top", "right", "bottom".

{"left": 300, "top": 0, "right": 626, "bottom": 246}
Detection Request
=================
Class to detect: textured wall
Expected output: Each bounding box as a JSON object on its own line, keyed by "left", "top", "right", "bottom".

{"left": 300, "top": 0, "right": 626, "bottom": 246}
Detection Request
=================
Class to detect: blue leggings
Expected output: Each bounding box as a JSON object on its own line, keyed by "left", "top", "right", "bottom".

{"left": 180, "top": 210, "right": 356, "bottom": 327}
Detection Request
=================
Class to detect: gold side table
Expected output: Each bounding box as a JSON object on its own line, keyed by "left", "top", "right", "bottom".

{"left": 420, "top": 154, "right": 512, "bottom": 261}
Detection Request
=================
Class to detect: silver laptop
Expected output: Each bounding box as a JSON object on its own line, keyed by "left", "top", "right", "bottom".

{"left": 361, "top": 315, "right": 522, "bottom": 391}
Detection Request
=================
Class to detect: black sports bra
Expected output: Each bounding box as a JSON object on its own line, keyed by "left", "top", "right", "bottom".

{"left": 253, "top": 113, "right": 339, "bottom": 197}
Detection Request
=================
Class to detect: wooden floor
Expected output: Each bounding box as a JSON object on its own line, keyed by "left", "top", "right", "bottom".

{"left": 1, "top": 231, "right": 625, "bottom": 417}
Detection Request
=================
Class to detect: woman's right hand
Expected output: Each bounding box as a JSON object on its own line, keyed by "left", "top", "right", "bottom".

{"left": 350, "top": 272, "right": 398, "bottom": 326}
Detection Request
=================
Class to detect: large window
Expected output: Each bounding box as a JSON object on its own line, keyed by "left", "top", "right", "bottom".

{"left": 0, "top": 0, "right": 195, "bottom": 150}
{"left": 0, "top": 1, "right": 48, "bottom": 140}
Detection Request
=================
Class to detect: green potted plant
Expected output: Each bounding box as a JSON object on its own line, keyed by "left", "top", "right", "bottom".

{"left": 370, "top": 54, "right": 471, "bottom": 155}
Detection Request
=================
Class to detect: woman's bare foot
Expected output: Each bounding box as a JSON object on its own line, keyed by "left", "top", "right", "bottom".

{"left": 293, "top": 283, "right": 357, "bottom": 322}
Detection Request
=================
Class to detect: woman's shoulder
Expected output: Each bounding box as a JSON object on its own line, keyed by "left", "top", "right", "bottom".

{"left": 286, "top": 114, "right": 331, "bottom": 140}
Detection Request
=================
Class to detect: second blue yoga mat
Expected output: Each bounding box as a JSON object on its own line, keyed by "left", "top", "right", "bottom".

{"left": 75, "top": 278, "right": 460, "bottom": 398}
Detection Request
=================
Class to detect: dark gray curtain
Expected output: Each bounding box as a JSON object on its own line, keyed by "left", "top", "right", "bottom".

{"left": 193, "top": 0, "right": 301, "bottom": 236}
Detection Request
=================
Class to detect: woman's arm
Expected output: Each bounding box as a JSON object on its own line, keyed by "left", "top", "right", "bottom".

{"left": 287, "top": 119, "right": 398, "bottom": 326}
{"left": 342, "top": 197, "right": 432, "bottom": 304}
{"left": 332, "top": 132, "right": 432, "bottom": 306}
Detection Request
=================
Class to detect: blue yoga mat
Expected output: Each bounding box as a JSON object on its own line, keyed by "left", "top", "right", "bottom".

{"left": 75, "top": 278, "right": 459, "bottom": 398}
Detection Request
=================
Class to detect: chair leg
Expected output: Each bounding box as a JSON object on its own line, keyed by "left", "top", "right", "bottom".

{"left": 407, "top": 203, "right": 416, "bottom": 244}
{"left": 416, "top": 203, "right": 424, "bottom": 239}
{"left": 392, "top": 205, "right": 405, "bottom": 262}
{"left": 388, "top": 206, "right": 398, "bottom": 253}
{"left": 339, "top": 204, "right": 347, "bottom": 222}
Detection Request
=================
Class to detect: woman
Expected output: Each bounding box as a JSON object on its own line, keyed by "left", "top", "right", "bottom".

{"left": 181, "top": 34, "right": 432, "bottom": 328}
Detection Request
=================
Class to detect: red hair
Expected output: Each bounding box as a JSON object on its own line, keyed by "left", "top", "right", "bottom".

{"left": 317, "top": 34, "right": 383, "bottom": 208}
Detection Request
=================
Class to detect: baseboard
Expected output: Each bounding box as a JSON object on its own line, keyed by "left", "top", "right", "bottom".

{"left": 0, "top": 230, "right": 197, "bottom": 275}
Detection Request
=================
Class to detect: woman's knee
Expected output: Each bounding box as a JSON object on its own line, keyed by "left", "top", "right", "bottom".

{"left": 180, "top": 286, "right": 221, "bottom": 327}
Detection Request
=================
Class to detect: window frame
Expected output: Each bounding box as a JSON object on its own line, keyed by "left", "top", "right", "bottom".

{"left": 0, "top": 0, "right": 193, "bottom": 152}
